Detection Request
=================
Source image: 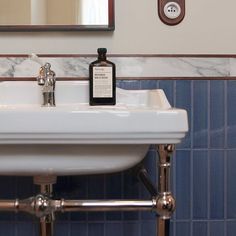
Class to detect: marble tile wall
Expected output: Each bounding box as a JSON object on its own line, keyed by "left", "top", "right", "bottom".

{"left": 0, "top": 56, "right": 236, "bottom": 78}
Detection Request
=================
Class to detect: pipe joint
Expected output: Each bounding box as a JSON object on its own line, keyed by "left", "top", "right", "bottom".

{"left": 34, "top": 194, "right": 53, "bottom": 218}
{"left": 18, "top": 194, "right": 54, "bottom": 218}
{"left": 155, "top": 193, "right": 176, "bottom": 219}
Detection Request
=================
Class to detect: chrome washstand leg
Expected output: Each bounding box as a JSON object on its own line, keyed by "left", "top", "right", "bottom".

{"left": 0, "top": 146, "right": 177, "bottom": 236}
{"left": 156, "top": 145, "right": 176, "bottom": 236}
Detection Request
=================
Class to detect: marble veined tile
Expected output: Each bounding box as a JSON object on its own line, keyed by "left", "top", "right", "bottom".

{"left": 112, "top": 57, "right": 229, "bottom": 77}
{"left": 0, "top": 56, "right": 231, "bottom": 78}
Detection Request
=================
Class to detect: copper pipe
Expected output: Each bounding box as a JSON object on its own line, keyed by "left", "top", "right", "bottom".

{"left": 156, "top": 144, "right": 175, "bottom": 236}
{"left": 0, "top": 199, "right": 156, "bottom": 213}
{"left": 55, "top": 199, "right": 156, "bottom": 212}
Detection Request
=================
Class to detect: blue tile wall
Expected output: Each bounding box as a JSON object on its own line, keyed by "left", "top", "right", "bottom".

{"left": 0, "top": 79, "right": 234, "bottom": 236}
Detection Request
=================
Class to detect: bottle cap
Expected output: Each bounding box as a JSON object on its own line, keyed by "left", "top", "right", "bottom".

{"left": 97, "top": 48, "right": 107, "bottom": 54}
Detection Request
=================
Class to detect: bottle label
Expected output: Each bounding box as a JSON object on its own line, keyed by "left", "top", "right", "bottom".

{"left": 93, "top": 67, "right": 113, "bottom": 98}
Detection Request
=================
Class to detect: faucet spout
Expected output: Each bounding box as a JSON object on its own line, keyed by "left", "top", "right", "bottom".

{"left": 37, "top": 63, "right": 56, "bottom": 107}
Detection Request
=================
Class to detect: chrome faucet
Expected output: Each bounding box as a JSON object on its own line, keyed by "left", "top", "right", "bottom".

{"left": 37, "top": 63, "right": 56, "bottom": 107}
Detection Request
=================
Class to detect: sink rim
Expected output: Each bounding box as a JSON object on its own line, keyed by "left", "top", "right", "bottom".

{"left": 0, "top": 81, "right": 188, "bottom": 175}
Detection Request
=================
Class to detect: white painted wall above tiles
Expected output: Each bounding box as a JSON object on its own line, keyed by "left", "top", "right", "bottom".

{"left": 0, "top": 0, "right": 235, "bottom": 54}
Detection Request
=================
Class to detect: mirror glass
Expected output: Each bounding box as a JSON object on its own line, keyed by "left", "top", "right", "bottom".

{"left": 0, "top": 0, "right": 114, "bottom": 31}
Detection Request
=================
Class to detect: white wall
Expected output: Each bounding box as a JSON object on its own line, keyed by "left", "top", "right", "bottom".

{"left": 0, "top": 0, "right": 235, "bottom": 54}
{"left": 47, "top": 0, "right": 76, "bottom": 25}
{"left": 0, "top": 0, "right": 30, "bottom": 25}
{"left": 31, "top": 0, "right": 47, "bottom": 25}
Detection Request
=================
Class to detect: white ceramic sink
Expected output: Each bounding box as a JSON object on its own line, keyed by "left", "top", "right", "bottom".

{"left": 0, "top": 81, "right": 188, "bottom": 175}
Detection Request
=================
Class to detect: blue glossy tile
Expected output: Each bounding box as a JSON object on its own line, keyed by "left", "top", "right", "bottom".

{"left": 105, "top": 173, "right": 122, "bottom": 220}
{"left": 227, "top": 81, "right": 236, "bottom": 148}
{"left": 193, "top": 151, "right": 208, "bottom": 219}
{"left": 105, "top": 223, "right": 123, "bottom": 236}
{"left": 0, "top": 177, "right": 16, "bottom": 221}
{"left": 16, "top": 177, "right": 36, "bottom": 221}
{"left": 175, "top": 150, "right": 191, "bottom": 220}
{"left": 210, "top": 150, "right": 224, "bottom": 219}
{"left": 169, "top": 221, "right": 174, "bottom": 236}
{"left": 142, "top": 149, "right": 157, "bottom": 184}
{"left": 88, "top": 223, "right": 104, "bottom": 236}
{"left": 54, "top": 222, "right": 70, "bottom": 236}
{"left": 55, "top": 177, "right": 80, "bottom": 226}
{"left": 227, "top": 221, "right": 236, "bottom": 236}
{"left": 87, "top": 175, "right": 105, "bottom": 221}
{"left": 105, "top": 173, "right": 122, "bottom": 199}
{"left": 141, "top": 150, "right": 157, "bottom": 220}
{"left": 0, "top": 176, "right": 16, "bottom": 198}
{"left": 16, "top": 222, "right": 37, "bottom": 236}
{"left": 193, "top": 222, "right": 208, "bottom": 236}
{"left": 141, "top": 221, "right": 156, "bottom": 236}
{"left": 210, "top": 221, "right": 224, "bottom": 236}
{"left": 176, "top": 222, "right": 190, "bottom": 236}
{"left": 159, "top": 80, "right": 174, "bottom": 105}
{"left": 70, "top": 176, "right": 88, "bottom": 221}
{"left": 68, "top": 175, "right": 88, "bottom": 199}
{"left": 117, "top": 80, "right": 141, "bottom": 90}
{"left": 123, "top": 170, "right": 140, "bottom": 220}
{"left": 227, "top": 150, "right": 236, "bottom": 218}
{"left": 193, "top": 81, "right": 208, "bottom": 148}
{"left": 140, "top": 80, "right": 159, "bottom": 89}
{"left": 71, "top": 223, "right": 87, "bottom": 236}
{"left": 0, "top": 223, "right": 15, "bottom": 236}
{"left": 210, "top": 81, "right": 225, "bottom": 148}
{"left": 17, "top": 212, "right": 35, "bottom": 222}
{"left": 16, "top": 177, "right": 35, "bottom": 198}
{"left": 176, "top": 80, "right": 192, "bottom": 149}
{"left": 123, "top": 222, "right": 140, "bottom": 236}
{"left": 54, "top": 176, "right": 73, "bottom": 198}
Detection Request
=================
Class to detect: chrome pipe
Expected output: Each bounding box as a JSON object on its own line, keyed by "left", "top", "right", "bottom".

{"left": 35, "top": 180, "right": 54, "bottom": 236}
{"left": 157, "top": 145, "right": 174, "bottom": 194}
{"left": 0, "top": 200, "right": 18, "bottom": 211}
{"left": 136, "top": 167, "right": 157, "bottom": 196}
{"left": 40, "top": 184, "right": 53, "bottom": 196}
{"left": 54, "top": 199, "right": 156, "bottom": 212}
{"left": 156, "top": 144, "right": 175, "bottom": 236}
{"left": 157, "top": 218, "right": 170, "bottom": 236}
{"left": 40, "top": 215, "right": 54, "bottom": 236}
{"left": 0, "top": 199, "right": 156, "bottom": 213}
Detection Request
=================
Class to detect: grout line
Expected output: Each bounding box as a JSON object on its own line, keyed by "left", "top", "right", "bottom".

{"left": 207, "top": 81, "right": 211, "bottom": 236}
{"left": 86, "top": 177, "right": 89, "bottom": 236}
{"left": 224, "top": 80, "right": 228, "bottom": 149}
{"left": 224, "top": 80, "right": 228, "bottom": 236}
{"left": 14, "top": 176, "right": 18, "bottom": 236}
{"left": 121, "top": 172, "right": 124, "bottom": 221}
{"left": 224, "top": 81, "right": 230, "bottom": 236}
{"left": 4, "top": 219, "right": 236, "bottom": 224}
{"left": 173, "top": 80, "right": 177, "bottom": 236}
{"left": 190, "top": 80, "right": 194, "bottom": 236}
{"left": 208, "top": 81, "right": 211, "bottom": 150}
{"left": 103, "top": 174, "right": 106, "bottom": 236}
{"left": 224, "top": 149, "right": 227, "bottom": 236}
{"left": 176, "top": 148, "right": 236, "bottom": 151}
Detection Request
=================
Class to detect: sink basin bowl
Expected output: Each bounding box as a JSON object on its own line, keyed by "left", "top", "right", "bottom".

{"left": 0, "top": 81, "right": 188, "bottom": 175}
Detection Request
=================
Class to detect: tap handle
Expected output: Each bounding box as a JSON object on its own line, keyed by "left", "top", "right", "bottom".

{"left": 43, "top": 63, "right": 56, "bottom": 79}
{"left": 44, "top": 63, "right": 55, "bottom": 77}
{"left": 37, "top": 63, "right": 56, "bottom": 86}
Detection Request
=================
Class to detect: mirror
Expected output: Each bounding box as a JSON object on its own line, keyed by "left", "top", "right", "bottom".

{"left": 0, "top": 0, "right": 114, "bottom": 31}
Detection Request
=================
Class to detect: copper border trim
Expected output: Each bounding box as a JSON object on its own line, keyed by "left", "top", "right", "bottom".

{"left": 1, "top": 54, "right": 236, "bottom": 58}
{"left": 0, "top": 77, "right": 235, "bottom": 81}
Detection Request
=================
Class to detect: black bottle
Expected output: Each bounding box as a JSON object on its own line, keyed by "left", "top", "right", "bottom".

{"left": 89, "top": 48, "right": 116, "bottom": 105}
